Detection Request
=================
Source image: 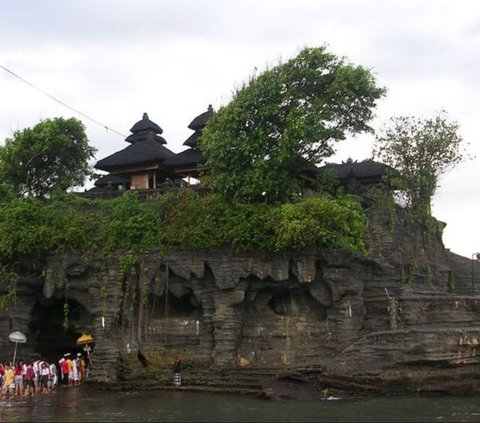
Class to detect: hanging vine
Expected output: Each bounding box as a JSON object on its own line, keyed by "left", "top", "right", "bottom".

{"left": 0, "top": 266, "right": 18, "bottom": 311}
{"left": 117, "top": 253, "right": 138, "bottom": 331}
{"left": 63, "top": 277, "right": 70, "bottom": 330}
{"left": 100, "top": 281, "right": 108, "bottom": 321}
{"left": 163, "top": 260, "right": 169, "bottom": 346}
{"left": 406, "top": 259, "right": 417, "bottom": 286}
{"left": 139, "top": 270, "right": 150, "bottom": 339}
{"left": 424, "top": 264, "right": 432, "bottom": 286}
{"left": 448, "top": 270, "right": 457, "bottom": 293}
{"left": 149, "top": 275, "right": 162, "bottom": 323}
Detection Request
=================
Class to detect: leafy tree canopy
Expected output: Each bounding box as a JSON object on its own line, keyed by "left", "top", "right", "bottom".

{"left": 200, "top": 46, "right": 386, "bottom": 203}
{"left": 0, "top": 117, "right": 97, "bottom": 197}
{"left": 373, "top": 113, "right": 468, "bottom": 217}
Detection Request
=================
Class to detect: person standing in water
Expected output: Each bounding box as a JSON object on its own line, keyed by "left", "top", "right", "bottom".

{"left": 173, "top": 357, "right": 182, "bottom": 387}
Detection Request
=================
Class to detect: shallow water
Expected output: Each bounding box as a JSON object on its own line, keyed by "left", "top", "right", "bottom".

{"left": 1, "top": 386, "right": 480, "bottom": 422}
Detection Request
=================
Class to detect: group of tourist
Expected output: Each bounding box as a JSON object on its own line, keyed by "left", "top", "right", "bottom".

{"left": 0, "top": 352, "right": 180, "bottom": 398}
{"left": 0, "top": 352, "right": 89, "bottom": 399}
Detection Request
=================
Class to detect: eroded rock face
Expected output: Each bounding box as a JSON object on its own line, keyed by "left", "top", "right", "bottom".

{"left": 1, "top": 207, "right": 480, "bottom": 395}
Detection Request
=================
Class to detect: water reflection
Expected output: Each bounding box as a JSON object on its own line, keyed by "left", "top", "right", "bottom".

{"left": 0, "top": 386, "right": 480, "bottom": 422}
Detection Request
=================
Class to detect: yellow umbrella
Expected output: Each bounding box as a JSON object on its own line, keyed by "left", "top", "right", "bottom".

{"left": 76, "top": 333, "right": 94, "bottom": 346}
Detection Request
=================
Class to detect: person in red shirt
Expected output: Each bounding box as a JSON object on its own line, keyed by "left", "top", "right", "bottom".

{"left": 14, "top": 360, "right": 24, "bottom": 396}
{"left": 0, "top": 361, "right": 5, "bottom": 388}
{"left": 60, "top": 356, "right": 70, "bottom": 387}
{"left": 24, "top": 361, "right": 35, "bottom": 396}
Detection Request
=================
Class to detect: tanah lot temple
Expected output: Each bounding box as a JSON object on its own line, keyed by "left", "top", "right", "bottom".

{"left": 84, "top": 104, "right": 392, "bottom": 197}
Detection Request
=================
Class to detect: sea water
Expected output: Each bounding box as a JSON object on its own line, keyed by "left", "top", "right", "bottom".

{"left": 1, "top": 386, "right": 479, "bottom": 422}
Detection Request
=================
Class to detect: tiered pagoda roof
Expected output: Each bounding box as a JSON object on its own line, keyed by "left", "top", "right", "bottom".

{"left": 95, "top": 113, "right": 190, "bottom": 173}
{"left": 175, "top": 105, "right": 214, "bottom": 177}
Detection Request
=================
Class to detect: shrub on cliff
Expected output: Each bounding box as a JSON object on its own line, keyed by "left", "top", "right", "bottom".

{"left": 273, "top": 196, "right": 365, "bottom": 253}
{"left": 160, "top": 191, "right": 365, "bottom": 253}
{"left": 0, "top": 191, "right": 366, "bottom": 267}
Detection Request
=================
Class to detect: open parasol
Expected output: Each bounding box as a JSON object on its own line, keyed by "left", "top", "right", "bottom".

{"left": 76, "top": 333, "right": 94, "bottom": 346}
{"left": 77, "top": 333, "right": 94, "bottom": 369}
{"left": 9, "top": 331, "right": 27, "bottom": 365}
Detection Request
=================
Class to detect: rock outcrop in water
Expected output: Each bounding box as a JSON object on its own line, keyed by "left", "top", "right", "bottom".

{"left": 1, "top": 204, "right": 479, "bottom": 398}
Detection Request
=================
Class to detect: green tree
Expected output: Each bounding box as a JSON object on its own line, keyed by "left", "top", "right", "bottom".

{"left": 0, "top": 117, "right": 97, "bottom": 197}
{"left": 200, "top": 46, "right": 386, "bottom": 203}
{"left": 373, "top": 113, "right": 467, "bottom": 216}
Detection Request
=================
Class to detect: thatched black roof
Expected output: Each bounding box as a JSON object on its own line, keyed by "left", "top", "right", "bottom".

{"left": 187, "top": 105, "right": 214, "bottom": 131}
{"left": 176, "top": 147, "right": 205, "bottom": 165}
{"left": 125, "top": 113, "right": 166, "bottom": 145}
{"left": 94, "top": 112, "right": 194, "bottom": 172}
{"left": 178, "top": 105, "right": 213, "bottom": 164}
{"left": 130, "top": 112, "right": 163, "bottom": 135}
{"left": 94, "top": 174, "right": 128, "bottom": 187}
{"left": 126, "top": 131, "right": 166, "bottom": 145}
{"left": 183, "top": 130, "right": 201, "bottom": 148}
{"left": 86, "top": 185, "right": 112, "bottom": 192}
{"left": 84, "top": 185, "right": 114, "bottom": 193}
{"left": 316, "top": 158, "right": 392, "bottom": 184}
{"left": 95, "top": 140, "right": 192, "bottom": 172}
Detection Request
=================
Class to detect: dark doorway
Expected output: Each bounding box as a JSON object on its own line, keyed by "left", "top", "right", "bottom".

{"left": 29, "top": 297, "right": 93, "bottom": 362}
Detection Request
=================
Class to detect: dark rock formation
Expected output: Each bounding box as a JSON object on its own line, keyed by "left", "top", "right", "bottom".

{"left": 1, "top": 206, "right": 480, "bottom": 398}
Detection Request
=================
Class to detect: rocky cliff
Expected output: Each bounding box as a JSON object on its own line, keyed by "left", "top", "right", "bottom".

{"left": 1, "top": 205, "right": 479, "bottom": 398}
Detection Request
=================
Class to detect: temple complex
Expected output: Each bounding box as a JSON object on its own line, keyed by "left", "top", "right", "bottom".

{"left": 86, "top": 106, "right": 391, "bottom": 197}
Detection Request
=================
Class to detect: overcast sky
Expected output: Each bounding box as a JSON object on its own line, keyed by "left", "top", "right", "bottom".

{"left": 1, "top": 0, "right": 479, "bottom": 258}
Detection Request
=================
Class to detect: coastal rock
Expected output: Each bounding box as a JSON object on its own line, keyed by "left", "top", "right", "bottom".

{"left": 1, "top": 207, "right": 480, "bottom": 397}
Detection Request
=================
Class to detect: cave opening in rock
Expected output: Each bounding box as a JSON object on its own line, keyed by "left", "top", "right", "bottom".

{"left": 149, "top": 288, "right": 201, "bottom": 319}
{"left": 29, "top": 296, "right": 93, "bottom": 362}
{"left": 268, "top": 286, "right": 327, "bottom": 320}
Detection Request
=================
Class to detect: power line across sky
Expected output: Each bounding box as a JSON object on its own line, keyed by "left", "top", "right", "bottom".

{"left": 1, "top": 64, "right": 126, "bottom": 139}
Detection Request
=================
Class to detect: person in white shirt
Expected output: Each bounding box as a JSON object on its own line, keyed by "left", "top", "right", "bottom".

{"left": 49, "top": 363, "right": 58, "bottom": 389}
{"left": 40, "top": 362, "right": 50, "bottom": 393}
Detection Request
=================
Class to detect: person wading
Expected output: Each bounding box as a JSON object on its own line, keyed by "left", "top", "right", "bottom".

{"left": 173, "top": 357, "right": 182, "bottom": 388}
